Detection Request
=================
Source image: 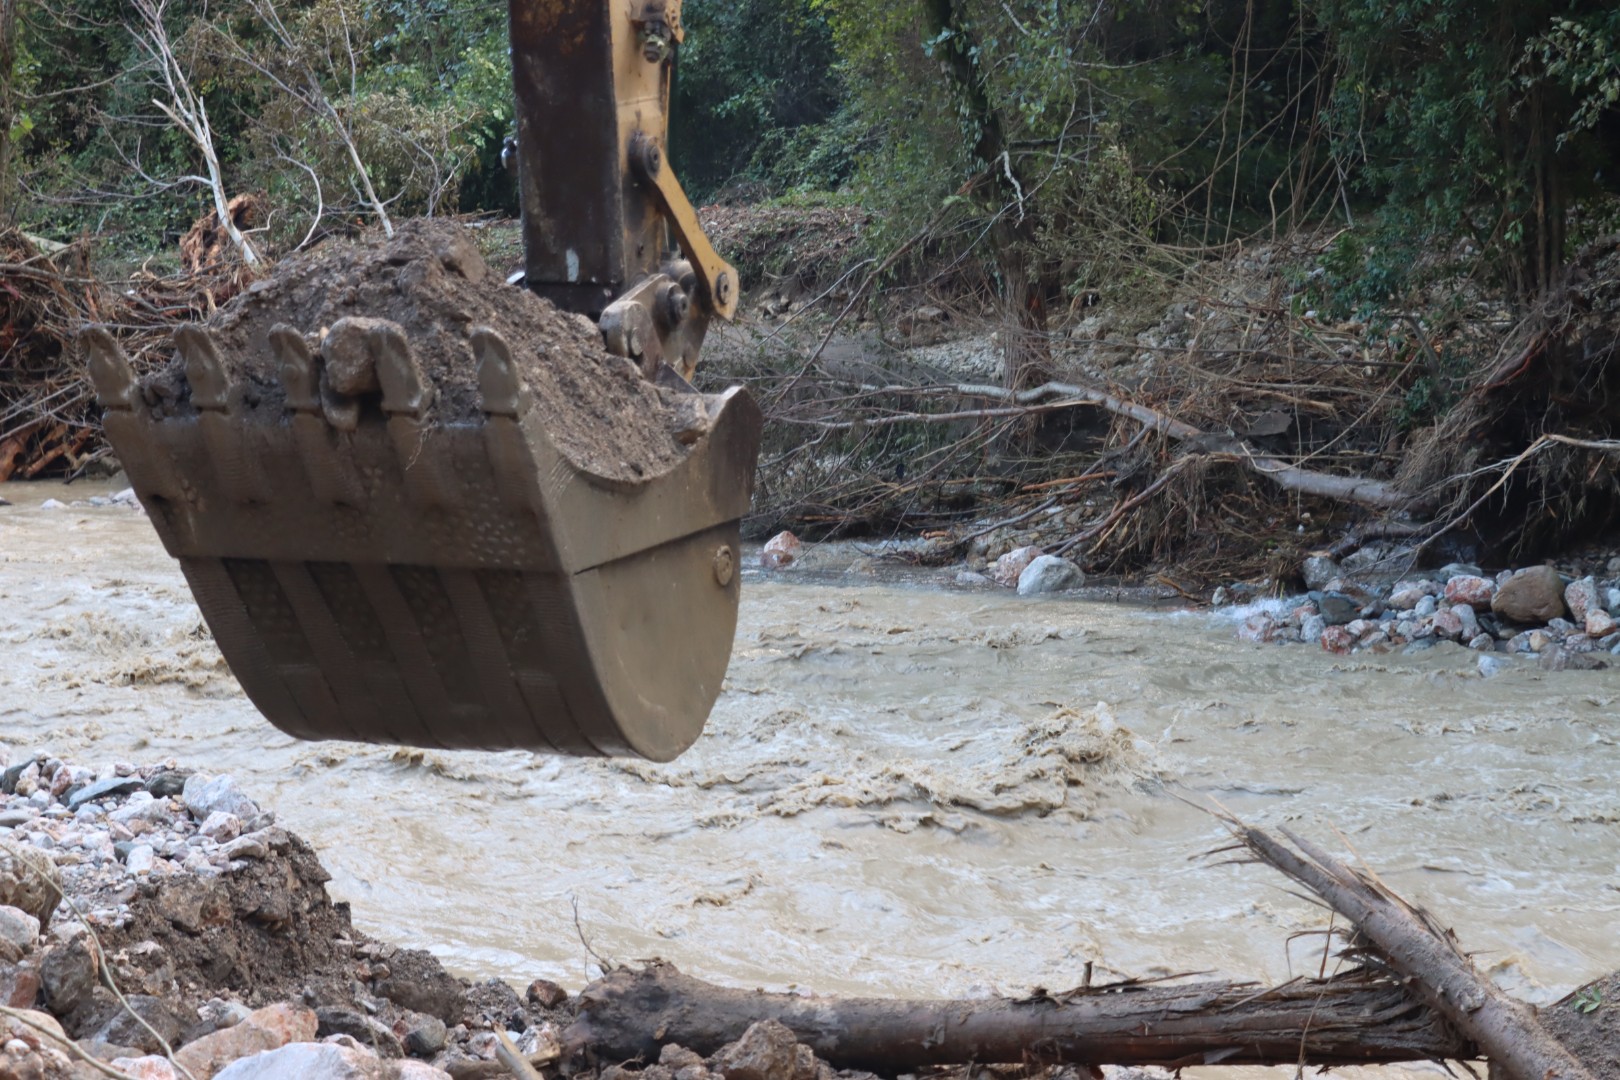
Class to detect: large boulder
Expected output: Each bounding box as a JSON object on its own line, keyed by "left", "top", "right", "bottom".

{"left": 713, "top": 1020, "right": 801, "bottom": 1080}
{"left": 1491, "top": 566, "right": 1568, "bottom": 624}
{"left": 174, "top": 1002, "right": 317, "bottom": 1079}
{"left": 1565, "top": 576, "right": 1602, "bottom": 623}
{"left": 1016, "top": 555, "right": 1085, "bottom": 596}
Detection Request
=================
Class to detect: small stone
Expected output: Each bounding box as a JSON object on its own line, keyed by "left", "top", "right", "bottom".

{"left": 0, "top": 838, "right": 63, "bottom": 932}
{"left": 316, "top": 1006, "right": 403, "bottom": 1058}
{"left": 1587, "top": 609, "right": 1618, "bottom": 638}
{"left": 1388, "top": 580, "right": 1438, "bottom": 609}
{"left": 760, "top": 531, "right": 803, "bottom": 570}
{"left": 39, "top": 938, "right": 98, "bottom": 1017}
{"left": 125, "top": 845, "right": 156, "bottom": 875}
{"left": 401, "top": 1013, "right": 448, "bottom": 1057}
{"left": 174, "top": 1002, "right": 317, "bottom": 1078}
{"left": 92, "top": 994, "right": 184, "bottom": 1054}
{"left": 199, "top": 812, "right": 242, "bottom": 843}
{"left": 1492, "top": 565, "right": 1569, "bottom": 624}
{"left": 1300, "top": 613, "right": 1327, "bottom": 643}
{"left": 66, "top": 776, "right": 142, "bottom": 810}
{"left": 1210, "top": 586, "right": 1230, "bottom": 607}
{"left": 1431, "top": 608, "right": 1464, "bottom": 641}
{"left": 525, "top": 978, "right": 567, "bottom": 1009}
{"left": 1300, "top": 555, "right": 1339, "bottom": 591}
{"left": 109, "top": 1058, "right": 182, "bottom": 1080}
{"left": 1237, "top": 614, "right": 1279, "bottom": 644}
{"left": 1467, "top": 632, "right": 1496, "bottom": 652}
{"left": 1444, "top": 574, "right": 1494, "bottom": 607}
{"left": 1413, "top": 595, "right": 1438, "bottom": 618}
{"left": 211, "top": 1042, "right": 388, "bottom": 1079}
{"left": 39, "top": 499, "right": 66, "bottom": 510}
{"left": 1478, "top": 655, "right": 1511, "bottom": 678}
{"left": 142, "top": 770, "right": 191, "bottom": 798}
{"left": 0, "top": 960, "right": 39, "bottom": 1008}
{"left": 181, "top": 774, "right": 261, "bottom": 822}
{"left": 1316, "top": 592, "right": 1359, "bottom": 626}
{"left": 110, "top": 792, "right": 174, "bottom": 828}
{"left": 714, "top": 1019, "right": 800, "bottom": 1080}
{"left": 1565, "top": 576, "right": 1602, "bottom": 623}
{"left": 1016, "top": 555, "right": 1085, "bottom": 596}
{"left": 953, "top": 570, "right": 991, "bottom": 587}
{"left": 1454, "top": 603, "right": 1480, "bottom": 640}
{"left": 0, "top": 906, "right": 39, "bottom": 962}
{"left": 1320, "top": 626, "right": 1355, "bottom": 654}
{"left": 990, "top": 545, "right": 1043, "bottom": 588}
{"left": 661, "top": 1045, "right": 706, "bottom": 1069}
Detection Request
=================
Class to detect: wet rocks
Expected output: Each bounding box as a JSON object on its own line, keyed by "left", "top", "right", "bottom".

{"left": 182, "top": 775, "right": 261, "bottom": 824}
{"left": 0, "top": 839, "right": 62, "bottom": 932}
{"left": 713, "top": 1020, "right": 800, "bottom": 1080}
{"left": 990, "top": 545, "right": 1043, "bottom": 588}
{"left": 1225, "top": 563, "right": 1619, "bottom": 669}
{"left": 760, "top": 531, "right": 802, "bottom": 571}
{"left": 1491, "top": 566, "right": 1569, "bottom": 624}
{"left": 1016, "top": 555, "right": 1085, "bottom": 596}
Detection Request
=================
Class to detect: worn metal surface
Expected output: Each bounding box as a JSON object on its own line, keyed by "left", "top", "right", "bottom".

{"left": 83, "top": 326, "right": 762, "bottom": 761}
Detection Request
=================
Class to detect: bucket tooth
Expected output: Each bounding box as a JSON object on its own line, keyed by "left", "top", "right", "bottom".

{"left": 81, "top": 328, "right": 139, "bottom": 410}
{"left": 173, "top": 325, "right": 268, "bottom": 505}
{"left": 271, "top": 324, "right": 366, "bottom": 507}
{"left": 270, "top": 325, "right": 321, "bottom": 413}
{"left": 174, "top": 325, "right": 232, "bottom": 411}
{"left": 471, "top": 327, "right": 530, "bottom": 417}
{"left": 372, "top": 321, "right": 434, "bottom": 417}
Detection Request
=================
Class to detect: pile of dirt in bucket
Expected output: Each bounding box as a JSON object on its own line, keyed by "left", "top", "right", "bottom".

{"left": 137, "top": 220, "right": 691, "bottom": 485}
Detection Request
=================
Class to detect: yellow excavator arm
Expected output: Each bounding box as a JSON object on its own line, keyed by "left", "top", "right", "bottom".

{"left": 80, "top": 0, "right": 762, "bottom": 762}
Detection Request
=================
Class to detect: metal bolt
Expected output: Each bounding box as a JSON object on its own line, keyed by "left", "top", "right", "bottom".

{"left": 712, "top": 545, "right": 735, "bottom": 587}
{"left": 715, "top": 271, "right": 733, "bottom": 306}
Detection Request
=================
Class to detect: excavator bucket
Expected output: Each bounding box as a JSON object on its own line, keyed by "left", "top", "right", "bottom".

{"left": 81, "top": 310, "right": 762, "bottom": 762}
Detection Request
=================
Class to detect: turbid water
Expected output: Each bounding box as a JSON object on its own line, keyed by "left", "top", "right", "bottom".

{"left": 3, "top": 480, "right": 1616, "bottom": 1078}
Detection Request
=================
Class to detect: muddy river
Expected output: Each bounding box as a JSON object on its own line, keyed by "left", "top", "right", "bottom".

{"left": 3, "top": 480, "right": 1616, "bottom": 1078}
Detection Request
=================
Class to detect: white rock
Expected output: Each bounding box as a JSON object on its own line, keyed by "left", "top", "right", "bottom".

{"left": 1016, "top": 555, "right": 1085, "bottom": 596}
{"left": 199, "top": 811, "right": 242, "bottom": 842}
{"left": 182, "top": 774, "right": 261, "bottom": 822}
{"left": 212, "top": 1042, "right": 388, "bottom": 1079}
{"left": 39, "top": 499, "right": 66, "bottom": 510}
{"left": 0, "top": 904, "right": 40, "bottom": 959}
{"left": 110, "top": 792, "right": 174, "bottom": 827}
{"left": 1478, "top": 655, "right": 1511, "bottom": 678}
{"left": 126, "top": 844, "right": 156, "bottom": 875}
{"left": 222, "top": 836, "right": 268, "bottom": 861}
{"left": 991, "top": 545, "right": 1043, "bottom": 588}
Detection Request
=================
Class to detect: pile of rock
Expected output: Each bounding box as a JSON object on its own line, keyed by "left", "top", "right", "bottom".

{"left": 1224, "top": 562, "right": 1620, "bottom": 670}
{"left": 0, "top": 754, "right": 571, "bottom": 1080}
{"left": 972, "top": 546, "right": 1086, "bottom": 596}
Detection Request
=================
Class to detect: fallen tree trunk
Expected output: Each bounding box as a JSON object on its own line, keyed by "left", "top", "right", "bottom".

{"left": 860, "top": 379, "right": 1427, "bottom": 512}
{"left": 1226, "top": 822, "right": 1597, "bottom": 1080}
{"left": 565, "top": 961, "right": 1471, "bottom": 1071}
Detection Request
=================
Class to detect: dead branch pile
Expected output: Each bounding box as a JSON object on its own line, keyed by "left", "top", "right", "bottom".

{"left": 711, "top": 228, "right": 1620, "bottom": 584}
{"left": 0, "top": 227, "right": 244, "bottom": 481}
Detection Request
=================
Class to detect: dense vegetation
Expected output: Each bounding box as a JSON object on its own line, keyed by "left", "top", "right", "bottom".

{"left": 3, "top": 0, "right": 1616, "bottom": 296}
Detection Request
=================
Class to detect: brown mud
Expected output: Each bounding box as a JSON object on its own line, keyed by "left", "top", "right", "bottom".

{"left": 140, "top": 220, "right": 690, "bottom": 484}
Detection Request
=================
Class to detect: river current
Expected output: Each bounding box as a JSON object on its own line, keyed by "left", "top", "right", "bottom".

{"left": 3, "top": 480, "right": 1616, "bottom": 1079}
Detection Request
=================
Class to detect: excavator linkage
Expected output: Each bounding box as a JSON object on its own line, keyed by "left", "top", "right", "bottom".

{"left": 83, "top": 0, "right": 761, "bottom": 762}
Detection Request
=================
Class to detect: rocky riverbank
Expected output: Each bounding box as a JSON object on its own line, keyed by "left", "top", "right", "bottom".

{"left": 0, "top": 752, "right": 1176, "bottom": 1080}
{"left": 1214, "top": 560, "right": 1620, "bottom": 671}
{"left": 0, "top": 754, "right": 580, "bottom": 1079}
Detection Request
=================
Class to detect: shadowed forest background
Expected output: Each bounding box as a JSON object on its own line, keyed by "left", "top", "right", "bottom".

{"left": 2, "top": 0, "right": 1619, "bottom": 584}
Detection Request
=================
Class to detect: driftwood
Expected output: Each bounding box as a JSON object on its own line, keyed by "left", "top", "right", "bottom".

{"left": 1225, "top": 821, "right": 1597, "bottom": 1080}
{"left": 566, "top": 822, "right": 1610, "bottom": 1077}
{"left": 566, "top": 962, "right": 1470, "bottom": 1071}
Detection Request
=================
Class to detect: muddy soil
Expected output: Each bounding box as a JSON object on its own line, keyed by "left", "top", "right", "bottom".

{"left": 139, "top": 220, "right": 689, "bottom": 484}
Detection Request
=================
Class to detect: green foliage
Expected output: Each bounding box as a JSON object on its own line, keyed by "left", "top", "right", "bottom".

{"left": 1573, "top": 984, "right": 1604, "bottom": 1014}
{"left": 670, "top": 0, "right": 846, "bottom": 200}
{"left": 1522, "top": 12, "right": 1620, "bottom": 142}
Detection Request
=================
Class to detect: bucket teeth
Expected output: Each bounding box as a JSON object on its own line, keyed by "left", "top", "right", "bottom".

{"left": 371, "top": 322, "right": 434, "bottom": 418}
{"left": 173, "top": 325, "right": 233, "bottom": 411}
{"left": 81, "top": 328, "right": 139, "bottom": 410}
{"left": 270, "top": 325, "right": 321, "bottom": 413}
{"left": 471, "top": 327, "right": 529, "bottom": 417}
